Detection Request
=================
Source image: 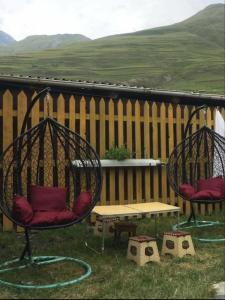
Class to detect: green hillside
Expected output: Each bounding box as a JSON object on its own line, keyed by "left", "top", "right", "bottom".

{"left": 0, "top": 34, "right": 91, "bottom": 54}
{"left": 129, "top": 3, "right": 224, "bottom": 47}
{"left": 0, "top": 4, "right": 224, "bottom": 94}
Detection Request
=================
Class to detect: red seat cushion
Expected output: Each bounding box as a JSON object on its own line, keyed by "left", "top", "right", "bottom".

{"left": 190, "top": 190, "right": 222, "bottom": 201}
{"left": 31, "top": 186, "right": 67, "bottom": 212}
{"left": 179, "top": 184, "right": 196, "bottom": 199}
{"left": 29, "top": 210, "right": 77, "bottom": 226}
{"left": 73, "top": 191, "right": 92, "bottom": 217}
{"left": 13, "top": 195, "right": 33, "bottom": 224}
{"left": 197, "top": 177, "right": 225, "bottom": 198}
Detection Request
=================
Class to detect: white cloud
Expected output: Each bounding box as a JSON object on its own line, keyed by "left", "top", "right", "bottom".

{"left": 0, "top": 0, "right": 223, "bottom": 40}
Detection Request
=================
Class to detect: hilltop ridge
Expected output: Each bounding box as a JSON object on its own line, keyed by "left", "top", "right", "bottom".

{"left": 0, "top": 31, "right": 15, "bottom": 46}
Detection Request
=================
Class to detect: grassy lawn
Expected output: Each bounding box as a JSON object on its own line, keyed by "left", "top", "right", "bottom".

{"left": 0, "top": 214, "right": 224, "bottom": 299}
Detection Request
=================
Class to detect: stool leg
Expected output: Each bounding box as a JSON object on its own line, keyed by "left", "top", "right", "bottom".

{"left": 114, "top": 229, "right": 117, "bottom": 241}
{"left": 118, "top": 231, "right": 121, "bottom": 242}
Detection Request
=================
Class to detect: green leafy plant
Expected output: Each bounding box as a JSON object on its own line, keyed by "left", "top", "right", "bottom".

{"left": 104, "top": 145, "right": 130, "bottom": 160}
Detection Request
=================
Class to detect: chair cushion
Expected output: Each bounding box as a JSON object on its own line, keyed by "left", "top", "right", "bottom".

{"left": 179, "top": 184, "right": 196, "bottom": 199}
{"left": 31, "top": 186, "right": 67, "bottom": 212}
{"left": 29, "top": 210, "right": 77, "bottom": 226}
{"left": 190, "top": 190, "right": 223, "bottom": 201}
{"left": 73, "top": 191, "right": 92, "bottom": 217}
{"left": 197, "top": 177, "right": 224, "bottom": 197}
{"left": 13, "top": 195, "right": 33, "bottom": 224}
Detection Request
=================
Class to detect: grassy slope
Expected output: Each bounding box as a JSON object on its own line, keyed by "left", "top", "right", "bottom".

{"left": 0, "top": 4, "right": 224, "bottom": 94}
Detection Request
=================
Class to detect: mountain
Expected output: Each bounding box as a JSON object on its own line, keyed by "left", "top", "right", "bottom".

{"left": 0, "top": 4, "right": 224, "bottom": 94}
{"left": 0, "top": 34, "right": 91, "bottom": 53}
{"left": 0, "top": 31, "right": 15, "bottom": 46}
{"left": 129, "top": 3, "right": 224, "bottom": 47}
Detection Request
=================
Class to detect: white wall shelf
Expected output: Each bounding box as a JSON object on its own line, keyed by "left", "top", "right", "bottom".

{"left": 100, "top": 159, "right": 161, "bottom": 167}
{"left": 72, "top": 159, "right": 162, "bottom": 168}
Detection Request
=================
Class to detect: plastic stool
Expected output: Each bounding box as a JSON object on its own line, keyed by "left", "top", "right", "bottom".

{"left": 161, "top": 231, "right": 195, "bottom": 258}
{"left": 127, "top": 235, "right": 160, "bottom": 266}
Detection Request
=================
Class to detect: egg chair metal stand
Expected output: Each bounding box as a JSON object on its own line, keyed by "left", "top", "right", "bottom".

{"left": 167, "top": 105, "right": 225, "bottom": 243}
{"left": 0, "top": 87, "right": 102, "bottom": 288}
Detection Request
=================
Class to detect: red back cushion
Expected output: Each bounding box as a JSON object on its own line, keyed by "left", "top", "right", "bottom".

{"left": 179, "top": 184, "right": 196, "bottom": 199}
{"left": 73, "top": 191, "right": 92, "bottom": 217}
{"left": 13, "top": 195, "right": 33, "bottom": 224}
{"left": 31, "top": 186, "right": 67, "bottom": 212}
{"left": 197, "top": 177, "right": 224, "bottom": 198}
{"left": 190, "top": 190, "right": 222, "bottom": 201}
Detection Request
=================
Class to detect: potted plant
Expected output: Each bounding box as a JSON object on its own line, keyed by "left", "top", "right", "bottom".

{"left": 101, "top": 145, "right": 161, "bottom": 167}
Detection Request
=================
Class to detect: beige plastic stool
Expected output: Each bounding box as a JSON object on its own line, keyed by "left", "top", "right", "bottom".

{"left": 161, "top": 231, "right": 195, "bottom": 258}
{"left": 127, "top": 235, "right": 160, "bottom": 266}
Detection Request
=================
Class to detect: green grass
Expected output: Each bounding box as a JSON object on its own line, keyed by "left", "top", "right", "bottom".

{"left": 0, "top": 214, "right": 224, "bottom": 299}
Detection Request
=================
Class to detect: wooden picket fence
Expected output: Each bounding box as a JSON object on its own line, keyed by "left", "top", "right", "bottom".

{"left": 0, "top": 87, "right": 225, "bottom": 231}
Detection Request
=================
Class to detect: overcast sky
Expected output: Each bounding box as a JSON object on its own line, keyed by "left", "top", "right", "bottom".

{"left": 0, "top": 0, "right": 223, "bottom": 41}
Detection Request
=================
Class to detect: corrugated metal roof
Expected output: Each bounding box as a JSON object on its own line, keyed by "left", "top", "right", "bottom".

{"left": 0, "top": 74, "right": 224, "bottom": 106}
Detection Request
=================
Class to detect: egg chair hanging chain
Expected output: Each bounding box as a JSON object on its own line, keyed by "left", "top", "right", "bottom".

{"left": 20, "top": 87, "right": 51, "bottom": 137}
{"left": 183, "top": 104, "right": 208, "bottom": 139}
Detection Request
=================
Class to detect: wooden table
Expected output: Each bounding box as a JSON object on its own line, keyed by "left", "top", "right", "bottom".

{"left": 91, "top": 202, "right": 181, "bottom": 252}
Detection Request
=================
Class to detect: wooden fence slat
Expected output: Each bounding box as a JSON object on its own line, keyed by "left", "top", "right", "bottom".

{"left": 69, "top": 95, "right": 76, "bottom": 133}
{"left": 17, "top": 91, "right": 28, "bottom": 191}
{"left": 69, "top": 95, "right": 76, "bottom": 208}
{"left": 184, "top": 105, "right": 190, "bottom": 216}
{"left": 17, "top": 91, "right": 28, "bottom": 232}
{"left": 31, "top": 92, "right": 39, "bottom": 188}
{"left": 31, "top": 91, "right": 40, "bottom": 127}
{"left": 152, "top": 102, "right": 159, "bottom": 202}
{"left": 80, "top": 96, "right": 86, "bottom": 139}
{"left": 144, "top": 101, "right": 150, "bottom": 201}
{"left": 57, "top": 94, "right": 65, "bottom": 188}
{"left": 126, "top": 100, "right": 133, "bottom": 204}
{"left": 90, "top": 97, "right": 96, "bottom": 149}
{"left": 44, "top": 93, "right": 53, "bottom": 187}
{"left": 2, "top": 90, "right": 13, "bottom": 231}
{"left": 99, "top": 98, "right": 106, "bottom": 205}
{"left": 135, "top": 100, "right": 142, "bottom": 203}
{"left": 176, "top": 105, "right": 183, "bottom": 213}
{"left": 160, "top": 103, "right": 167, "bottom": 204}
{"left": 118, "top": 99, "right": 125, "bottom": 205}
{"left": 109, "top": 99, "right": 115, "bottom": 205}
{"left": 168, "top": 104, "right": 175, "bottom": 207}
{"left": 44, "top": 91, "right": 53, "bottom": 118}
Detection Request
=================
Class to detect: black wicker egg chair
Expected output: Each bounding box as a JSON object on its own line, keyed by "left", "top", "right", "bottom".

{"left": 0, "top": 88, "right": 102, "bottom": 289}
{"left": 167, "top": 105, "right": 225, "bottom": 243}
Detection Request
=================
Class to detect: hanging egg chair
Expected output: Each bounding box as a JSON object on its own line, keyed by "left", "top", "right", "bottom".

{"left": 167, "top": 105, "right": 225, "bottom": 243}
{"left": 0, "top": 88, "right": 102, "bottom": 288}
